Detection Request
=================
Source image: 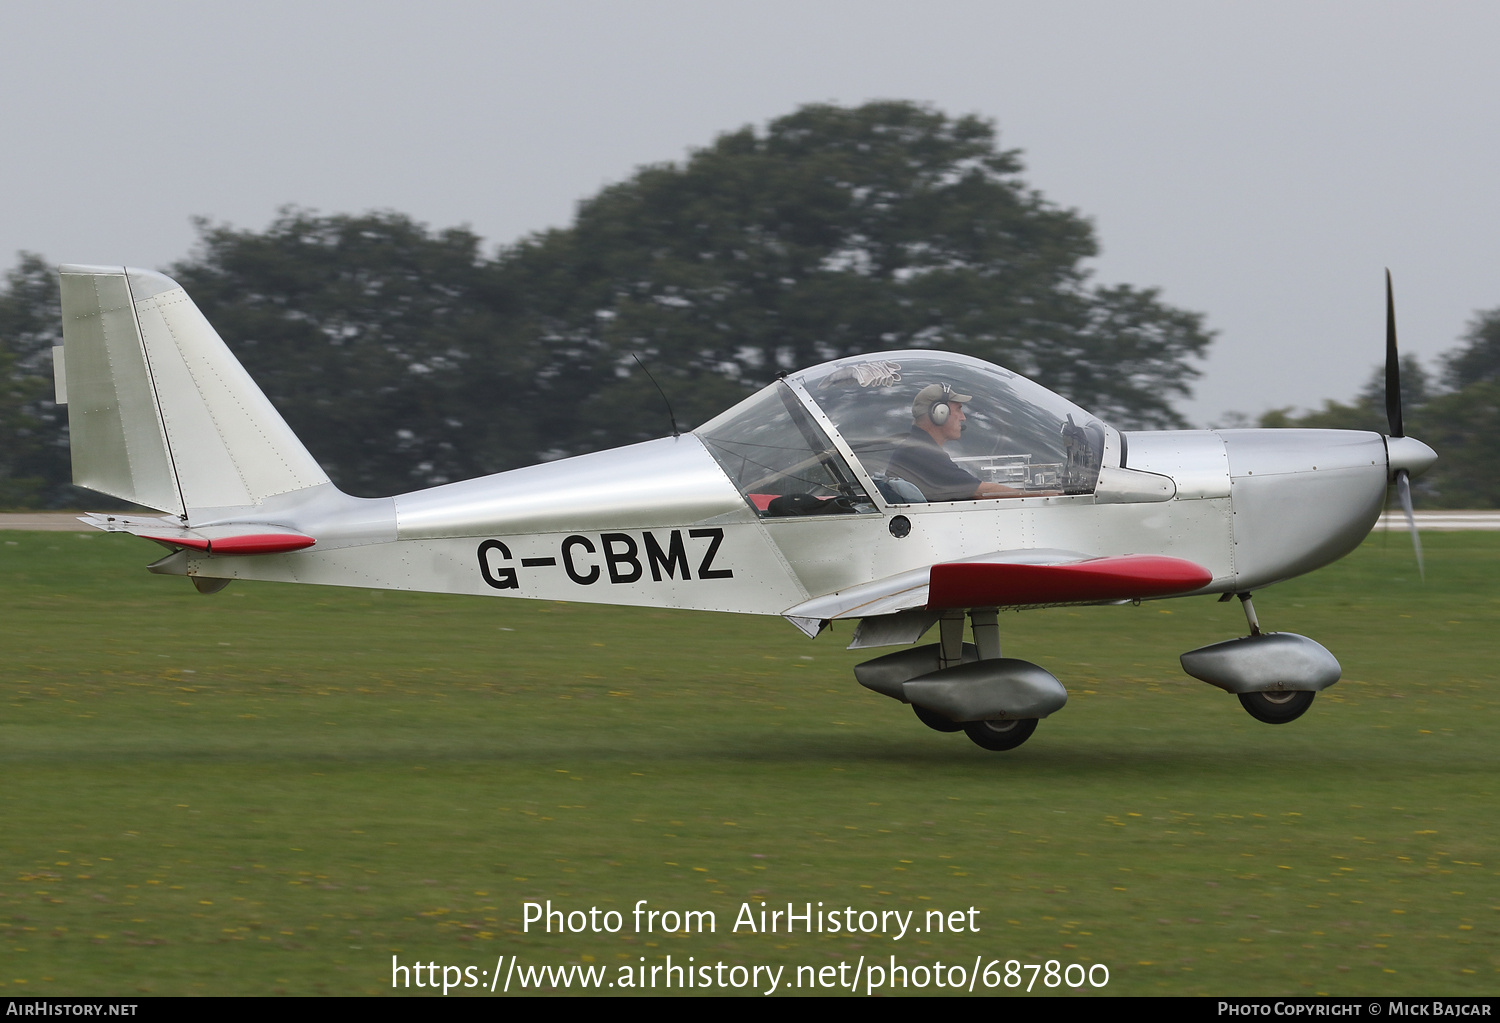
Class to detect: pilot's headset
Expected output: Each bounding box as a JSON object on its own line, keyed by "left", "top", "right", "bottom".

{"left": 928, "top": 383, "right": 955, "bottom": 426}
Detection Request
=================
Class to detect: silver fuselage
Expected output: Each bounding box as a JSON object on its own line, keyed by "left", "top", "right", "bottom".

{"left": 186, "top": 425, "right": 1400, "bottom": 620}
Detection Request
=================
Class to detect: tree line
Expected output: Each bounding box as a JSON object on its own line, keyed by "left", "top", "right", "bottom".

{"left": 0, "top": 102, "right": 1213, "bottom": 506}
{"left": 4, "top": 100, "right": 1488, "bottom": 508}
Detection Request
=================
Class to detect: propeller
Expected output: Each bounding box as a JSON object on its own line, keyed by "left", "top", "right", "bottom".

{"left": 1384, "top": 270, "right": 1424, "bottom": 579}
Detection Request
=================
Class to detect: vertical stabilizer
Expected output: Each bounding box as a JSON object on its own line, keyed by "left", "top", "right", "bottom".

{"left": 59, "top": 265, "right": 330, "bottom": 518}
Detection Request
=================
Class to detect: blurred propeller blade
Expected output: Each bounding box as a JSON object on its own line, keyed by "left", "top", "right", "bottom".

{"left": 1383, "top": 272, "right": 1427, "bottom": 578}
{"left": 1385, "top": 269, "right": 1404, "bottom": 438}
{"left": 1396, "top": 468, "right": 1424, "bottom": 580}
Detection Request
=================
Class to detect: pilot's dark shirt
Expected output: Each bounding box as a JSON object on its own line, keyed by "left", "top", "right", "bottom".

{"left": 884, "top": 427, "right": 981, "bottom": 502}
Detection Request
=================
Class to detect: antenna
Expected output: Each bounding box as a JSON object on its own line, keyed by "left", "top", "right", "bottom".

{"left": 631, "top": 352, "right": 680, "bottom": 438}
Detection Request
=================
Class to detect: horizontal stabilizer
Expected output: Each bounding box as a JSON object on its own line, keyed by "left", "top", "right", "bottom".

{"left": 80, "top": 513, "right": 315, "bottom": 555}
{"left": 141, "top": 532, "right": 316, "bottom": 555}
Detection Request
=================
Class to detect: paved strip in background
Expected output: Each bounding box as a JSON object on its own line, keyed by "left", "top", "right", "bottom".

{"left": 1373, "top": 510, "right": 1500, "bottom": 530}
{"left": 6, "top": 510, "right": 1500, "bottom": 532}
{"left": 0, "top": 513, "right": 97, "bottom": 531}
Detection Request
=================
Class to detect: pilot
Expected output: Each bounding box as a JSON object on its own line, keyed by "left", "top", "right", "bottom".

{"left": 885, "top": 383, "right": 1037, "bottom": 501}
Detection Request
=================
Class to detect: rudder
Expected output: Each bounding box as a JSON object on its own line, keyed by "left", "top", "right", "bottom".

{"left": 58, "top": 265, "right": 329, "bottom": 518}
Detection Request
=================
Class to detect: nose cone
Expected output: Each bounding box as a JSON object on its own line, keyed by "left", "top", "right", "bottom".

{"left": 1386, "top": 436, "right": 1438, "bottom": 479}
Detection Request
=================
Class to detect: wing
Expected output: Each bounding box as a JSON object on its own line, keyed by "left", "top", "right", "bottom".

{"left": 782, "top": 549, "right": 1213, "bottom": 642}
{"left": 927, "top": 553, "right": 1213, "bottom": 608}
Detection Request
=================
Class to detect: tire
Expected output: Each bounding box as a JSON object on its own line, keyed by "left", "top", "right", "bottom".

{"left": 913, "top": 704, "right": 964, "bottom": 733}
{"left": 1238, "top": 689, "right": 1315, "bottom": 724}
{"left": 962, "top": 717, "right": 1038, "bottom": 751}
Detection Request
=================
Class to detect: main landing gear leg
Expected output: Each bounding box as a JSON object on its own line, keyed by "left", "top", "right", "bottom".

{"left": 970, "top": 608, "right": 1001, "bottom": 660}
{"left": 914, "top": 610, "right": 971, "bottom": 732}
{"left": 938, "top": 611, "right": 966, "bottom": 670}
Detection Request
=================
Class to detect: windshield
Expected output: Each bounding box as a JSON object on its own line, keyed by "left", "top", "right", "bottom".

{"left": 792, "top": 352, "right": 1108, "bottom": 502}
{"left": 695, "top": 381, "right": 877, "bottom": 517}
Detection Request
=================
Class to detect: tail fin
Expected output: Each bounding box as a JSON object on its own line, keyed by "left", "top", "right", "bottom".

{"left": 58, "top": 265, "right": 329, "bottom": 518}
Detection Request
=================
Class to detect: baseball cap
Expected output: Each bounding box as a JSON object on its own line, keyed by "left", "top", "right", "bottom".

{"left": 912, "top": 383, "right": 973, "bottom": 420}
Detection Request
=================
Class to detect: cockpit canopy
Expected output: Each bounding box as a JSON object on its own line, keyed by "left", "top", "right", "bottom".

{"left": 697, "top": 351, "right": 1111, "bottom": 516}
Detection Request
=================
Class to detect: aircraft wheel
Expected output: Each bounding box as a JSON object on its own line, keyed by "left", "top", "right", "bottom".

{"left": 962, "top": 717, "right": 1038, "bottom": 751}
{"left": 913, "top": 704, "right": 964, "bottom": 733}
{"left": 1237, "top": 690, "right": 1315, "bottom": 724}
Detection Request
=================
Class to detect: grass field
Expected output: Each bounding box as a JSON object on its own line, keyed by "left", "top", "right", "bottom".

{"left": 1, "top": 528, "right": 1496, "bottom": 997}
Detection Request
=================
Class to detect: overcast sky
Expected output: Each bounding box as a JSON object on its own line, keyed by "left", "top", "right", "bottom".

{"left": 4, "top": 1, "right": 1497, "bottom": 426}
